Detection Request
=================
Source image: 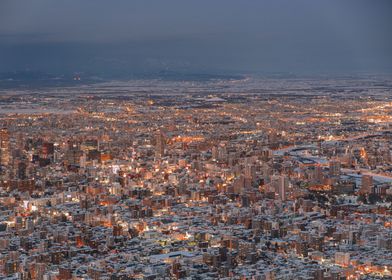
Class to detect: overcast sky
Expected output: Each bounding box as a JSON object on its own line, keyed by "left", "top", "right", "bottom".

{"left": 0, "top": 0, "right": 391, "bottom": 76}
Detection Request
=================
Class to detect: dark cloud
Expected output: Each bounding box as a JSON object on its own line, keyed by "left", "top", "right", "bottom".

{"left": 0, "top": 0, "right": 391, "bottom": 75}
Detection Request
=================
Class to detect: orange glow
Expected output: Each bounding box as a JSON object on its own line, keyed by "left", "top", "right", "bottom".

{"left": 171, "top": 136, "right": 204, "bottom": 143}
{"left": 308, "top": 184, "right": 332, "bottom": 191}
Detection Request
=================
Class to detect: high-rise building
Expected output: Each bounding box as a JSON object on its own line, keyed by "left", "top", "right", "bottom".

{"left": 155, "top": 130, "right": 166, "bottom": 158}
{"left": 244, "top": 164, "right": 256, "bottom": 181}
{"left": 211, "top": 146, "right": 218, "bottom": 160}
{"left": 65, "top": 142, "right": 83, "bottom": 166}
{"left": 329, "top": 160, "right": 341, "bottom": 177}
{"left": 314, "top": 165, "right": 324, "bottom": 183}
{"left": 41, "top": 142, "right": 55, "bottom": 159}
{"left": 360, "top": 175, "right": 373, "bottom": 194}
{"left": 0, "top": 128, "right": 10, "bottom": 167}
{"left": 17, "top": 161, "right": 27, "bottom": 180}
{"left": 271, "top": 175, "right": 289, "bottom": 201}
{"left": 335, "top": 252, "right": 350, "bottom": 266}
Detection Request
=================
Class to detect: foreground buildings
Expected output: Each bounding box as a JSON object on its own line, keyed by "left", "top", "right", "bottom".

{"left": 0, "top": 76, "right": 392, "bottom": 279}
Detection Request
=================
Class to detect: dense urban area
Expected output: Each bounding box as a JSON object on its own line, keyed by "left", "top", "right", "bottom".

{"left": 1, "top": 76, "right": 392, "bottom": 280}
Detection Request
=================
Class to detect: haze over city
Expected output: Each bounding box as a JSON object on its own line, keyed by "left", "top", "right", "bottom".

{"left": 1, "top": 0, "right": 392, "bottom": 77}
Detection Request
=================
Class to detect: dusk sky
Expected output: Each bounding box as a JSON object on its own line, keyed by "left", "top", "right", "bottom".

{"left": 1, "top": 0, "right": 391, "bottom": 76}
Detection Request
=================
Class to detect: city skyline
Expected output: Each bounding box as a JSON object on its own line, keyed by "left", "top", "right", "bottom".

{"left": 1, "top": 1, "right": 392, "bottom": 280}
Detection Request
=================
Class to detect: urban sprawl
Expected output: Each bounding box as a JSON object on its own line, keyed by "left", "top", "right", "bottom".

{"left": 0, "top": 76, "right": 392, "bottom": 280}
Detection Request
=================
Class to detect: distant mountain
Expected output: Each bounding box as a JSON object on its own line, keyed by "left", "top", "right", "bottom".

{"left": 135, "top": 71, "right": 245, "bottom": 81}
{"left": 0, "top": 70, "right": 245, "bottom": 89}
{"left": 0, "top": 70, "right": 101, "bottom": 89}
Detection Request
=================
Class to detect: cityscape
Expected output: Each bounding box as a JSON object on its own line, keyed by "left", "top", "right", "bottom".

{"left": 1, "top": 76, "right": 392, "bottom": 279}
{"left": 1, "top": 1, "right": 392, "bottom": 279}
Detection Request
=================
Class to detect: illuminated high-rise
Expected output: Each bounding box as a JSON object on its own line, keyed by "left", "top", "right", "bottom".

{"left": 271, "top": 175, "right": 289, "bottom": 201}
{"left": 155, "top": 130, "right": 166, "bottom": 158}
{"left": 0, "top": 128, "right": 10, "bottom": 167}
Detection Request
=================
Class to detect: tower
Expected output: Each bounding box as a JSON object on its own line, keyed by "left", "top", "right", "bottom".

{"left": 244, "top": 164, "right": 256, "bottom": 181}
{"left": 155, "top": 130, "right": 166, "bottom": 158}
{"left": 329, "top": 160, "right": 341, "bottom": 177}
{"left": 360, "top": 175, "right": 373, "bottom": 194}
{"left": 271, "top": 175, "right": 289, "bottom": 201}
{"left": 314, "top": 165, "right": 324, "bottom": 183}
{"left": 0, "top": 128, "right": 10, "bottom": 167}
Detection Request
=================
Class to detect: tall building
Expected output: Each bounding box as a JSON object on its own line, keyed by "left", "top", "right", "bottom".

{"left": 65, "top": 142, "right": 83, "bottom": 166}
{"left": 41, "top": 142, "right": 55, "bottom": 159}
{"left": 335, "top": 252, "right": 350, "bottom": 266}
{"left": 217, "top": 145, "right": 228, "bottom": 161}
{"left": 271, "top": 175, "right": 289, "bottom": 201}
{"left": 155, "top": 130, "right": 166, "bottom": 158}
{"left": 17, "top": 161, "right": 27, "bottom": 180}
{"left": 314, "top": 165, "right": 324, "bottom": 183}
{"left": 360, "top": 175, "right": 373, "bottom": 194}
{"left": 211, "top": 146, "right": 218, "bottom": 160}
{"left": 244, "top": 164, "right": 256, "bottom": 181}
{"left": 329, "top": 160, "right": 341, "bottom": 177}
{"left": 0, "top": 128, "right": 10, "bottom": 167}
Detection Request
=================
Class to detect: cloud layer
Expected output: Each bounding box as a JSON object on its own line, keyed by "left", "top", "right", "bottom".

{"left": 1, "top": 0, "right": 391, "bottom": 75}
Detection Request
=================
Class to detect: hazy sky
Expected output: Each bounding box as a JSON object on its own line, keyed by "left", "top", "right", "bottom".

{"left": 0, "top": 0, "right": 391, "bottom": 76}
